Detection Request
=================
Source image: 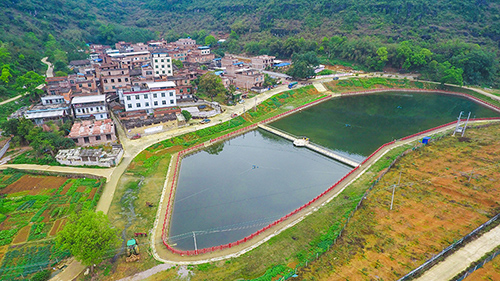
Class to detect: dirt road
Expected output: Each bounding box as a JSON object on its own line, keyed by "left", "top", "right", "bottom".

{"left": 41, "top": 57, "right": 54, "bottom": 78}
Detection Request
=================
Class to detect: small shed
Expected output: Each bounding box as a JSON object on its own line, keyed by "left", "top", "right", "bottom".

{"left": 422, "top": 137, "right": 431, "bottom": 144}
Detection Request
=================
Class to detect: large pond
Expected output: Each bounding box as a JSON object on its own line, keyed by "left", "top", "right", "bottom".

{"left": 169, "top": 129, "right": 351, "bottom": 250}
{"left": 169, "top": 91, "right": 500, "bottom": 251}
{"left": 271, "top": 91, "right": 500, "bottom": 160}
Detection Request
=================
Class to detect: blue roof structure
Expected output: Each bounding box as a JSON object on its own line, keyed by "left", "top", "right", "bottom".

{"left": 213, "top": 58, "right": 221, "bottom": 61}
{"left": 233, "top": 62, "right": 244, "bottom": 66}
{"left": 214, "top": 71, "right": 224, "bottom": 76}
{"left": 198, "top": 46, "right": 210, "bottom": 50}
{"left": 274, "top": 62, "right": 291, "bottom": 67}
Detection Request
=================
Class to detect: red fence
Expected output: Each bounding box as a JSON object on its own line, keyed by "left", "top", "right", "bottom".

{"left": 160, "top": 88, "right": 500, "bottom": 256}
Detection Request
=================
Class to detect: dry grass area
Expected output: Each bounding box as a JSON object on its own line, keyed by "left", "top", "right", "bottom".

{"left": 299, "top": 123, "right": 500, "bottom": 280}
{"left": 465, "top": 254, "right": 500, "bottom": 280}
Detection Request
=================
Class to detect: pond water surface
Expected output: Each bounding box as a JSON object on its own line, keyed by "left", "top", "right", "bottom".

{"left": 169, "top": 91, "right": 500, "bottom": 250}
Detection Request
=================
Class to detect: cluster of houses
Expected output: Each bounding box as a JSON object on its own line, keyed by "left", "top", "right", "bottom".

{"left": 9, "top": 37, "right": 293, "bottom": 167}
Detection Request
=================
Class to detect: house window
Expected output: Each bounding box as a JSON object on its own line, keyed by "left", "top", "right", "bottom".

{"left": 145, "top": 102, "right": 149, "bottom": 107}
{"left": 162, "top": 71, "right": 165, "bottom": 74}
{"left": 155, "top": 59, "right": 158, "bottom": 62}
{"left": 112, "top": 86, "right": 115, "bottom": 89}
{"left": 154, "top": 101, "right": 158, "bottom": 106}
{"left": 125, "top": 78, "right": 129, "bottom": 82}
{"left": 156, "top": 71, "right": 159, "bottom": 74}
{"left": 169, "top": 92, "right": 173, "bottom": 97}
{"left": 136, "top": 103, "right": 141, "bottom": 107}
{"left": 111, "top": 79, "right": 115, "bottom": 83}
{"left": 187, "top": 88, "right": 191, "bottom": 92}
{"left": 144, "top": 94, "right": 148, "bottom": 99}
{"left": 96, "top": 135, "right": 101, "bottom": 141}
{"left": 161, "top": 59, "right": 164, "bottom": 62}
{"left": 180, "top": 89, "right": 183, "bottom": 93}
{"left": 153, "top": 93, "right": 157, "bottom": 98}
{"left": 161, "top": 93, "right": 165, "bottom": 97}
{"left": 168, "top": 70, "right": 171, "bottom": 74}
{"left": 128, "top": 104, "right": 132, "bottom": 109}
{"left": 135, "top": 95, "right": 139, "bottom": 100}
{"left": 170, "top": 100, "right": 174, "bottom": 104}
{"left": 88, "top": 83, "right": 91, "bottom": 87}
{"left": 84, "top": 137, "right": 90, "bottom": 143}
{"left": 167, "top": 59, "right": 170, "bottom": 63}
{"left": 127, "top": 96, "right": 131, "bottom": 100}
{"left": 104, "top": 79, "right": 108, "bottom": 83}
{"left": 106, "top": 134, "right": 112, "bottom": 140}
{"left": 155, "top": 65, "right": 158, "bottom": 68}
{"left": 162, "top": 100, "right": 166, "bottom": 105}
{"left": 118, "top": 78, "right": 122, "bottom": 82}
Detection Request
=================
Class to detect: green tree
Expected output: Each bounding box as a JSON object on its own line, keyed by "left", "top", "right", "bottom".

{"left": 287, "top": 51, "right": 319, "bottom": 79}
{"left": 0, "top": 66, "right": 12, "bottom": 84}
{"left": 181, "top": 110, "right": 192, "bottom": 122}
{"left": 172, "top": 59, "right": 183, "bottom": 69}
{"left": 198, "top": 72, "right": 226, "bottom": 101}
{"left": 15, "top": 71, "right": 45, "bottom": 100}
{"left": 56, "top": 210, "right": 120, "bottom": 271}
{"left": 205, "top": 35, "right": 217, "bottom": 46}
{"left": 439, "top": 61, "right": 464, "bottom": 86}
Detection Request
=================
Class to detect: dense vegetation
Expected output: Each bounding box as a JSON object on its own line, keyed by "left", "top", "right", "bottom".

{"left": 1, "top": 1, "right": 500, "bottom": 87}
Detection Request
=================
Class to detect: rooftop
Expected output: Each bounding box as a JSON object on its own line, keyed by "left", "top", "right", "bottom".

{"left": 72, "top": 95, "right": 106, "bottom": 104}
{"left": 108, "top": 51, "right": 150, "bottom": 57}
{"left": 68, "top": 119, "right": 114, "bottom": 138}
{"left": 146, "top": 81, "right": 176, "bottom": 89}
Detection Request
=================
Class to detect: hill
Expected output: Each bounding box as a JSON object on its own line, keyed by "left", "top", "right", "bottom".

{"left": 0, "top": 0, "right": 499, "bottom": 87}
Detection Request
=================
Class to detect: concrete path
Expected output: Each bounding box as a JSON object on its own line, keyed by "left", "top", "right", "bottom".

{"left": 415, "top": 226, "right": 500, "bottom": 281}
{"left": 117, "top": 263, "right": 175, "bottom": 281}
{"left": 313, "top": 82, "right": 328, "bottom": 93}
{"left": 0, "top": 164, "right": 114, "bottom": 181}
{"left": 41, "top": 57, "right": 54, "bottom": 77}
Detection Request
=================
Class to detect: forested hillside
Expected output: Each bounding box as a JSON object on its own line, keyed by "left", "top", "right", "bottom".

{"left": 1, "top": 0, "right": 499, "bottom": 86}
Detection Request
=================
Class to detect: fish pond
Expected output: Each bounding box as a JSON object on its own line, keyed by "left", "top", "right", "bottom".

{"left": 169, "top": 91, "right": 500, "bottom": 250}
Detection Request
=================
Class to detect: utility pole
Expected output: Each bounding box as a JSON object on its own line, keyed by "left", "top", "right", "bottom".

{"left": 453, "top": 111, "right": 463, "bottom": 136}
{"left": 390, "top": 184, "right": 396, "bottom": 211}
{"left": 390, "top": 171, "right": 402, "bottom": 211}
{"left": 462, "top": 112, "right": 471, "bottom": 137}
{"left": 468, "top": 167, "right": 474, "bottom": 182}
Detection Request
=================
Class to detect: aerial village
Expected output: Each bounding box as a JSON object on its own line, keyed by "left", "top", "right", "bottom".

{"left": 10, "top": 38, "right": 294, "bottom": 167}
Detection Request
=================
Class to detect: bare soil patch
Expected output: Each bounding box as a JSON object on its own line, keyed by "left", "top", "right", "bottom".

{"left": 1, "top": 175, "right": 67, "bottom": 195}
{"left": 60, "top": 183, "right": 72, "bottom": 195}
{"left": 12, "top": 225, "right": 30, "bottom": 244}
{"left": 88, "top": 188, "right": 97, "bottom": 200}
{"left": 49, "top": 219, "right": 63, "bottom": 236}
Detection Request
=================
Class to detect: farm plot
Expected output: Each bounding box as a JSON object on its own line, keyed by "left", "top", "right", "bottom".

{"left": 0, "top": 170, "right": 104, "bottom": 280}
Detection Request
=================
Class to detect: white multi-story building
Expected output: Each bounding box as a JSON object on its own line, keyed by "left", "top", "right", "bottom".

{"left": 151, "top": 49, "right": 173, "bottom": 77}
{"left": 118, "top": 81, "right": 177, "bottom": 112}
{"left": 72, "top": 95, "right": 109, "bottom": 120}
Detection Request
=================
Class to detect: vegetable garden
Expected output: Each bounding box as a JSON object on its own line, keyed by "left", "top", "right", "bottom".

{"left": 0, "top": 169, "right": 105, "bottom": 280}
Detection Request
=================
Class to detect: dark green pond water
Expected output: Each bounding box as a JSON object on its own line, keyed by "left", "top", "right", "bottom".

{"left": 271, "top": 92, "right": 500, "bottom": 159}
{"left": 169, "top": 129, "right": 351, "bottom": 250}
{"left": 169, "top": 91, "right": 499, "bottom": 251}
